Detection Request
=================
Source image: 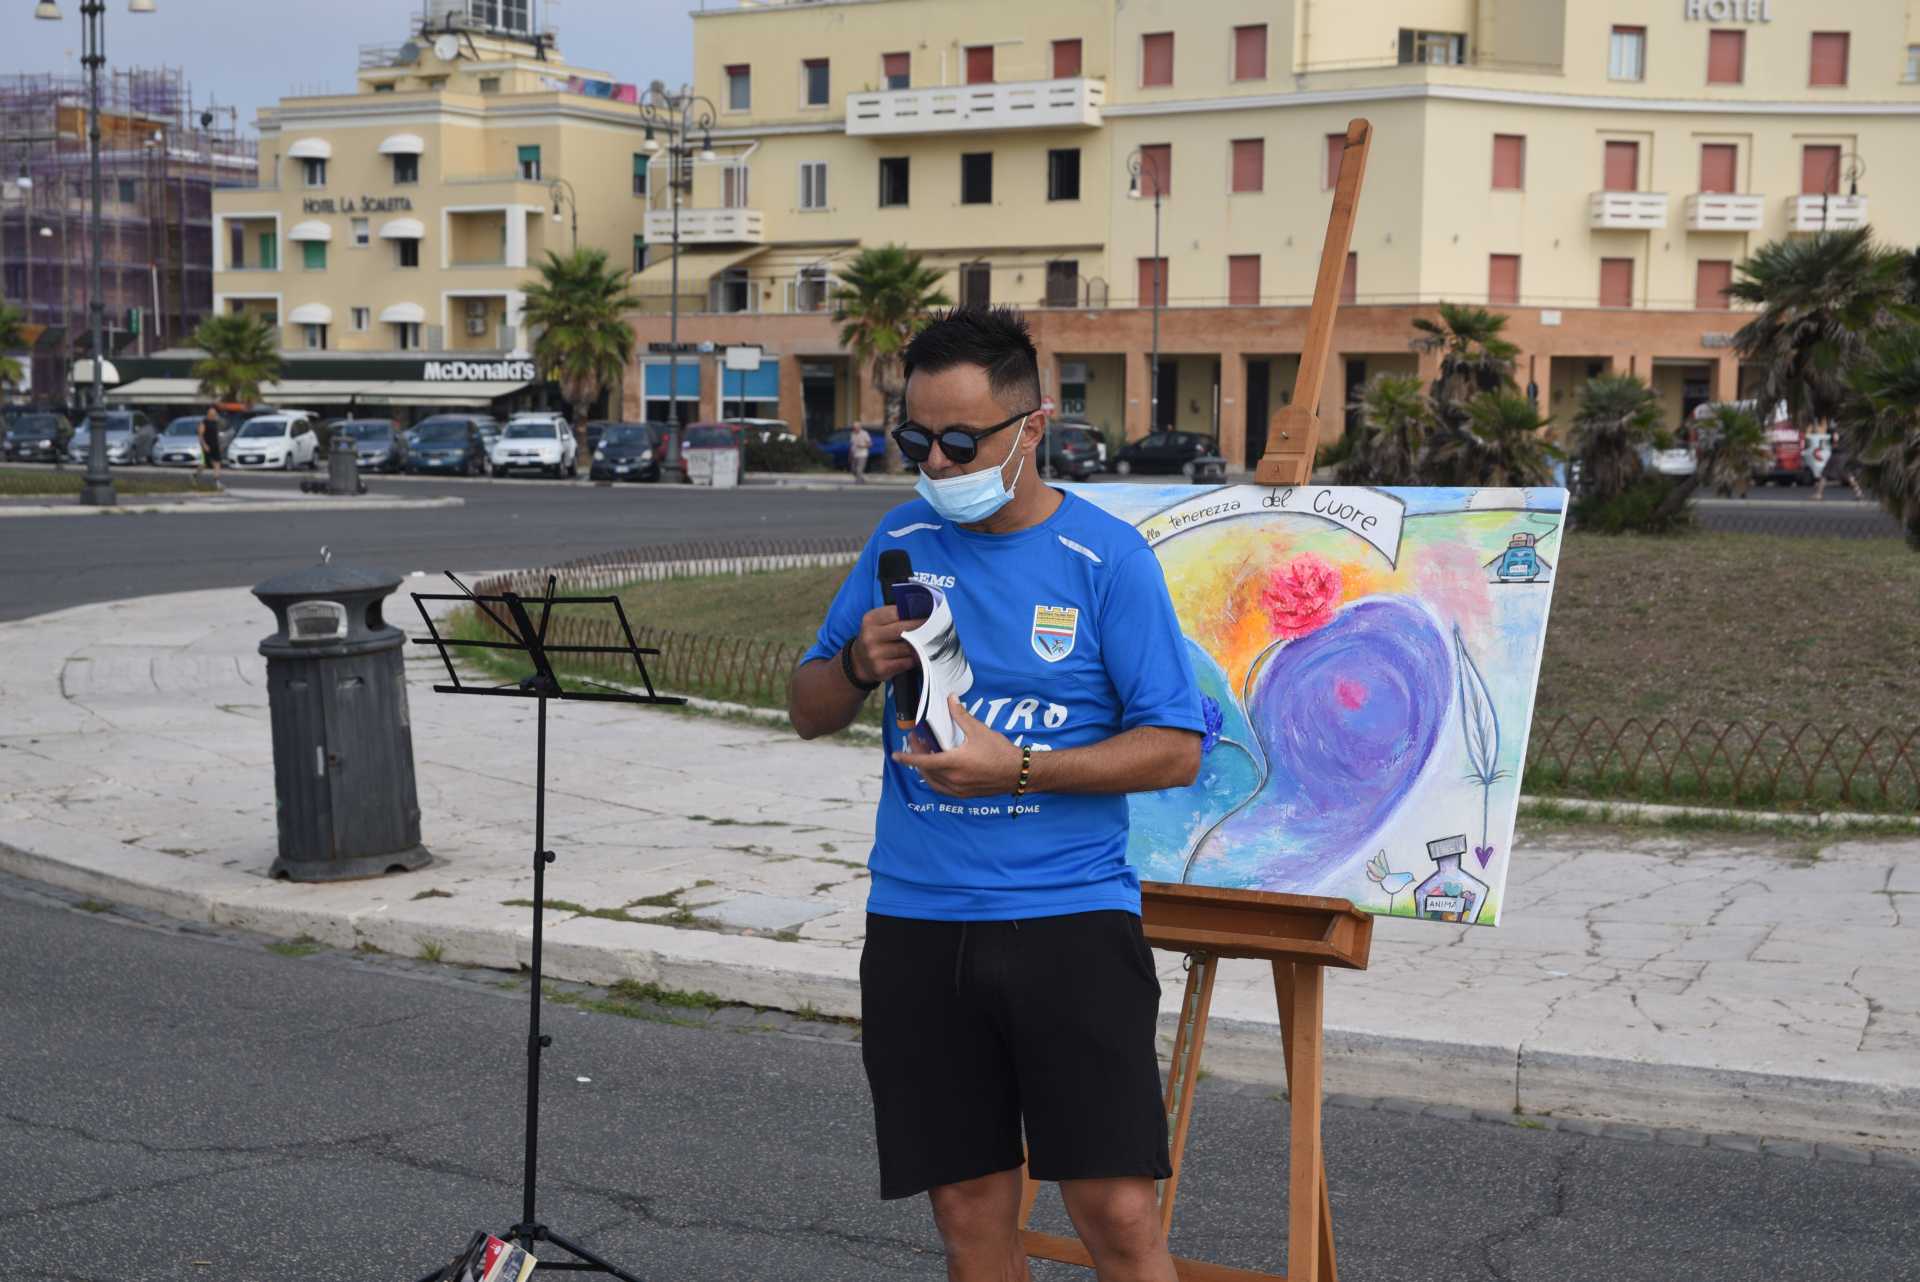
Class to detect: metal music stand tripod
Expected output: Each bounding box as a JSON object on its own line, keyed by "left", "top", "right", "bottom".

{"left": 410, "top": 572, "right": 684, "bottom": 1282}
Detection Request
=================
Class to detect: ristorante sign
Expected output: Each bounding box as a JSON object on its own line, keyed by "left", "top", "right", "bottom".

{"left": 423, "top": 359, "right": 537, "bottom": 382}
{"left": 300, "top": 194, "right": 416, "bottom": 214}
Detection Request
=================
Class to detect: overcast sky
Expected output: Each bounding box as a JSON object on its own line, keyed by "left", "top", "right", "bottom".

{"left": 3, "top": 0, "right": 696, "bottom": 130}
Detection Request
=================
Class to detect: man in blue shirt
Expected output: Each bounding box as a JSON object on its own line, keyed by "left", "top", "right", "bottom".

{"left": 789, "top": 307, "right": 1203, "bottom": 1282}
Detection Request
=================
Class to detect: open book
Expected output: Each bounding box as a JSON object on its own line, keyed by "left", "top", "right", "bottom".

{"left": 897, "top": 585, "right": 975, "bottom": 753}
{"left": 438, "top": 1231, "right": 538, "bottom": 1282}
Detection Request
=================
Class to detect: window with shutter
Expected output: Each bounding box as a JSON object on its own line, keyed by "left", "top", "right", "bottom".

{"left": 632, "top": 153, "right": 649, "bottom": 197}
{"left": 1707, "top": 30, "right": 1745, "bottom": 84}
{"left": 1695, "top": 260, "right": 1733, "bottom": 311}
{"left": 961, "top": 153, "right": 993, "bottom": 204}
{"left": 1228, "top": 255, "right": 1260, "bottom": 306}
{"left": 1340, "top": 253, "right": 1357, "bottom": 305}
{"left": 1599, "top": 258, "right": 1634, "bottom": 308}
{"left": 1491, "top": 135, "right": 1525, "bottom": 190}
{"left": 797, "top": 163, "right": 825, "bottom": 210}
{"left": 804, "top": 59, "right": 830, "bottom": 106}
{"left": 1801, "top": 145, "right": 1841, "bottom": 195}
{"left": 1810, "top": 32, "right": 1849, "bottom": 86}
{"left": 961, "top": 263, "right": 991, "bottom": 308}
{"left": 1142, "top": 32, "right": 1174, "bottom": 87}
{"left": 1699, "top": 144, "right": 1738, "bottom": 194}
{"left": 1047, "top": 148, "right": 1080, "bottom": 201}
{"left": 1488, "top": 255, "right": 1520, "bottom": 306}
{"left": 1603, "top": 141, "right": 1639, "bottom": 192}
{"left": 1325, "top": 133, "right": 1346, "bottom": 190}
{"left": 1045, "top": 260, "right": 1078, "bottom": 307}
{"left": 726, "top": 65, "right": 751, "bottom": 111}
{"left": 879, "top": 157, "right": 909, "bottom": 207}
{"left": 1137, "top": 258, "right": 1167, "bottom": 307}
{"left": 1230, "top": 140, "right": 1264, "bottom": 194}
{"left": 1609, "top": 27, "right": 1646, "bottom": 81}
{"left": 1233, "top": 25, "right": 1267, "bottom": 81}
{"left": 882, "top": 52, "right": 909, "bottom": 90}
{"left": 725, "top": 165, "right": 752, "bottom": 209}
{"left": 1139, "top": 144, "right": 1171, "bottom": 198}
{"left": 965, "top": 46, "right": 994, "bottom": 84}
{"left": 1052, "top": 39, "right": 1082, "bottom": 79}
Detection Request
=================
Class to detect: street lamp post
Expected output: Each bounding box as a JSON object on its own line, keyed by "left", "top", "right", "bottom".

{"left": 546, "top": 177, "right": 577, "bottom": 251}
{"left": 1821, "top": 151, "right": 1865, "bottom": 233}
{"left": 636, "top": 83, "right": 715, "bottom": 433}
{"left": 1127, "top": 148, "right": 1164, "bottom": 437}
{"left": 36, "top": 0, "right": 155, "bottom": 507}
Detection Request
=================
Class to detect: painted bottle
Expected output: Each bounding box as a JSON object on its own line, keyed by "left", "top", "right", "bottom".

{"left": 1414, "top": 834, "right": 1488, "bottom": 924}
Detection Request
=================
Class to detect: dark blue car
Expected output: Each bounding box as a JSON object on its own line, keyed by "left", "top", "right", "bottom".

{"left": 820, "top": 427, "right": 883, "bottom": 473}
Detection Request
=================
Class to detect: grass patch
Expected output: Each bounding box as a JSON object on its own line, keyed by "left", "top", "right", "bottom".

{"left": 74, "top": 898, "right": 113, "bottom": 914}
{"left": 1517, "top": 797, "right": 1916, "bottom": 843}
{"left": 0, "top": 465, "right": 220, "bottom": 498}
{"left": 411, "top": 888, "right": 453, "bottom": 901}
{"left": 269, "top": 934, "right": 324, "bottom": 958}
{"left": 418, "top": 940, "right": 445, "bottom": 963}
{"left": 502, "top": 897, "right": 587, "bottom": 914}
{"left": 627, "top": 889, "right": 684, "bottom": 908}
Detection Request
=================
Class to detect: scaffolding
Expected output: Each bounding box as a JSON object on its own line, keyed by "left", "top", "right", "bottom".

{"left": 0, "top": 67, "right": 256, "bottom": 403}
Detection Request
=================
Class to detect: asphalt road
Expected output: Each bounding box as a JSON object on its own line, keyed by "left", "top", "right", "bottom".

{"left": 0, "top": 471, "right": 907, "bottom": 623}
{"left": 3, "top": 873, "right": 1916, "bottom": 1282}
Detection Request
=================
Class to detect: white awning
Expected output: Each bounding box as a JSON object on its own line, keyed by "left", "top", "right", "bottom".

{"left": 105, "top": 377, "right": 203, "bottom": 405}
{"left": 69, "top": 358, "right": 119, "bottom": 385}
{"left": 378, "top": 133, "right": 426, "bottom": 155}
{"left": 379, "top": 218, "right": 425, "bottom": 240}
{"left": 287, "top": 138, "right": 333, "bottom": 160}
{"left": 288, "top": 220, "right": 332, "bottom": 242}
{"left": 354, "top": 379, "right": 528, "bottom": 407}
{"left": 288, "top": 303, "right": 334, "bottom": 325}
{"left": 379, "top": 302, "right": 426, "bottom": 324}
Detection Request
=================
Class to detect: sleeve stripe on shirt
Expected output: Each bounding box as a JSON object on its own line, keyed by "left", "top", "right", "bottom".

{"left": 1057, "top": 535, "right": 1103, "bottom": 564}
{"left": 886, "top": 522, "right": 943, "bottom": 538}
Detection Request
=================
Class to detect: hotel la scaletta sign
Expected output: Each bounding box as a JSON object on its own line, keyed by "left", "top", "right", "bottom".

{"left": 1684, "top": 0, "right": 1773, "bottom": 20}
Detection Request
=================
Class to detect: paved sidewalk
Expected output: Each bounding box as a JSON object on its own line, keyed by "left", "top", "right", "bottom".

{"left": 1, "top": 582, "right": 1916, "bottom": 1153}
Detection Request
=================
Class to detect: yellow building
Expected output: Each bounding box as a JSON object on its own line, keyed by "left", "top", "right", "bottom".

{"left": 628, "top": 0, "right": 1920, "bottom": 463}
{"left": 204, "top": 0, "right": 656, "bottom": 414}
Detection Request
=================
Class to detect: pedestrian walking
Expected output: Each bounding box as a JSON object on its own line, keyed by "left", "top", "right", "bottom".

{"left": 197, "top": 404, "right": 224, "bottom": 484}
{"left": 1814, "top": 426, "right": 1864, "bottom": 501}
{"left": 848, "top": 423, "right": 871, "bottom": 483}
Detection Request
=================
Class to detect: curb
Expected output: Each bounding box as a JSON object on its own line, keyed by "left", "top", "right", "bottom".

{"left": 0, "top": 495, "right": 467, "bottom": 518}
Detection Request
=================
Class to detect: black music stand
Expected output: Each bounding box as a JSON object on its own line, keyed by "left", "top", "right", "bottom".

{"left": 410, "top": 572, "right": 684, "bottom": 1282}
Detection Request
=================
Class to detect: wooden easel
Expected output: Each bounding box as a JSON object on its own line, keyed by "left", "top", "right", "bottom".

{"left": 1019, "top": 118, "right": 1376, "bottom": 1282}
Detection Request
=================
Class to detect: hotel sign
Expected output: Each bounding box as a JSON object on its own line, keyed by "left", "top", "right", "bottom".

{"left": 300, "top": 194, "right": 416, "bottom": 214}
{"left": 1683, "top": 0, "right": 1773, "bottom": 21}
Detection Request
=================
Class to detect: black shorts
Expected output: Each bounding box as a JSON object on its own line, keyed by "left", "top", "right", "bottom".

{"left": 859, "top": 910, "right": 1170, "bottom": 1200}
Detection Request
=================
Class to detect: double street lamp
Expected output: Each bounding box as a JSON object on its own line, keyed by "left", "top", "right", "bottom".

{"left": 1127, "top": 147, "right": 1166, "bottom": 437}
{"left": 636, "top": 82, "right": 715, "bottom": 430}
{"left": 35, "top": 0, "right": 157, "bottom": 509}
{"left": 546, "top": 177, "right": 577, "bottom": 251}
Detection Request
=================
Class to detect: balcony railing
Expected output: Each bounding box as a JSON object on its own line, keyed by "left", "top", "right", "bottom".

{"left": 1684, "top": 192, "right": 1764, "bottom": 232}
{"left": 1589, "top": 191, "right": 1668, "bottom": 230}
{"left": 643, "top": 207, "right": 764, "bottom": 245}
{"left": 1789, "top": 194, "right": 1868, "bottom": 232}
{"left": 846, "top": 77, "right": 1105, "bottom": 137}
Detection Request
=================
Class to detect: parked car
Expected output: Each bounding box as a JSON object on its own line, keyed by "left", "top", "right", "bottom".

{"left": 675, "top": 422, "right": 743, "bottom": 483}
{"left": 1041, "top": 423, "right": 1104, "bottom": 481}
{"left": 67, "top": 410, "right": 157, "bottom": 466}
{"left": 1054, "top": 419, "right": 1110, "bottom": 470}
{"left": 820, "top": 427, "right": 883, "bottom": 473}
{"left": 723, "top": 417, "right": 796, "bottom": 444}
{"left": 1114, "top": 430, "right": 1217, "bottom": 476}
{"left": 225, "top": 412, "right": 320, "bottom": 470}
{"left": 405, "top": 415, "right": 490, "bottom": 476}
{"left": 332, "top": 419, "right": 408, "bottom": 473}
{"left": 151, "top": 416, "right": 211, "bottom": 467}
{"left": 589, "top": 422, "right": 667, "bottom": 482}
{"left": 3, "top": 411, "right": 74, "bottom": 462}
{"left": 491, "top": 415, "right": 577, "bottom": 478}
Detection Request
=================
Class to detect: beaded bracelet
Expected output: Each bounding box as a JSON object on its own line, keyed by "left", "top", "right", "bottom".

{"left": 1009, "top": 744, "right": 1034, "bottom": 815}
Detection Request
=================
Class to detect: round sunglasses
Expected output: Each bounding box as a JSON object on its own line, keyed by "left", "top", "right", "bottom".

{"left": 890, "top": 408, "right": 1037, "bottom": 465}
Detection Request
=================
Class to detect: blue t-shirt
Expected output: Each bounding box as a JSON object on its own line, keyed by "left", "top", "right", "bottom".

{"left": 802, "top": 489, "right": 1205, "bottom": 921}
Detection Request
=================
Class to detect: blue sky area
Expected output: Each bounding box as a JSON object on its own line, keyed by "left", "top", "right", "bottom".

{"left": 3, "top": 0, "right": 697, "bottom": 130}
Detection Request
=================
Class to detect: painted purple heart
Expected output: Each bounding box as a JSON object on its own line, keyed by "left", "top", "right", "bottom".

{"left": 1474, "top": 845, "right": 1494, "bottom": 869}
{"left": 1206, "top": 598, "right": 1451, "bottom": 890}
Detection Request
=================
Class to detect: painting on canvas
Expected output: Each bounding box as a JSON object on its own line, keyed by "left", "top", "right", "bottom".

{"left": 1073, "top": 484, "right": 1567, "bottom": 928}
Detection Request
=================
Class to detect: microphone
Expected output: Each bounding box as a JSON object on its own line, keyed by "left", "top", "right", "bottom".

{"left": 876, "top": 550, "right": 924, "bottom": 729}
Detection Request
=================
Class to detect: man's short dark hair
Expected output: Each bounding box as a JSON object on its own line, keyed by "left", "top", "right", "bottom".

{"left": 902, "top": 306, "right": 1042, "bottom": 413}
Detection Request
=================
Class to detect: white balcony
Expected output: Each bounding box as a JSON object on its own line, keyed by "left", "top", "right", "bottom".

{"left": 845, "top": 77, "right": 1104, "bottom": 137}
{"left": 1788, "top": 194, "right": 1869, "bottom": 232}
{"left": 643, "top": 207, "right": 764, "bottom": 246}
{"left": 1685, "top": 192, "right": 1764, "bottom": 232}
{"left": 1589, "top": 191, "right": 1668, "bottom": 230}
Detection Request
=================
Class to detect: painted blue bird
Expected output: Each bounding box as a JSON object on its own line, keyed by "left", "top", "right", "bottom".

{"left": 1365, "top": 851, "right": 1415, "bottom": 913}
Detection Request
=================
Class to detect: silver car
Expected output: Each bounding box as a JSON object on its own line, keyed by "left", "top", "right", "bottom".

{"left": 152, "top": 416, "right": 214, "bottom": 468}
{"left": 67, "top": 410, "right": 157, "bottom": 466}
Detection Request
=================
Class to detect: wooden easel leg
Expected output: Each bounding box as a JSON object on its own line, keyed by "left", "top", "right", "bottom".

{"left": 1275, "top": 961, "right": 1336, "bottom": 1282}
{"left": 1158, "top": 953, "right": 1216, "bottom": 1237}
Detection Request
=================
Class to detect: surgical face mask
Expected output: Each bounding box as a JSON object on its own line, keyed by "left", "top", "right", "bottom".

{"left": 915, "top": 436, "right": 1027, "bottom": 524}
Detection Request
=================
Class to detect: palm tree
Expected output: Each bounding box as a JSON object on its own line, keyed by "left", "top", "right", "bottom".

{"left": 1422, "top": 390, "right": 1560, "bottom": 488}
{"left": 1727, "top": 229, "right": 1917, "bottom": 433}
{"left": 1845, "top": 324, "right": 1920, "bottom": 549}
{"left": 832, "top": 245, "right": 950, "bottom": 471}
{"left": 1410, "top": 302, "right": 1520, "bottom": 415}
{"left": 1336, "top": 372, "right": 1430, "bottom": 486}
{"left": 1568, "top": 373, "right": 1663, "bottom": 504}
{"left": 0, "top": 302, "right": 25, "bottom": 396}
{"left": 190, "top": 313, "right": 282, "bottom": 406}
{"left": 518, "top": 248, "right": 640, "bottom": 420}
{"left": 1648, "top": 402, "right": 1771, "bottom": 522}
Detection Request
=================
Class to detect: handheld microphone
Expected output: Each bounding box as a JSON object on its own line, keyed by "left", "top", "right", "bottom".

{"left": 876, "top": 550, "right": 926, "bottom": 729}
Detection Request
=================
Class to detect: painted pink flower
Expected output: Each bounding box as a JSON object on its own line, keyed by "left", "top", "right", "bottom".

{"left": 1261, "top": 553, "right": 1342, "bottom": 639}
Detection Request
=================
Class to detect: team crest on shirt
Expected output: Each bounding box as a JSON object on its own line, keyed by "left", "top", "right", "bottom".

{"left": 1031, "top": 604, "right": 1079, "bottom": 663}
